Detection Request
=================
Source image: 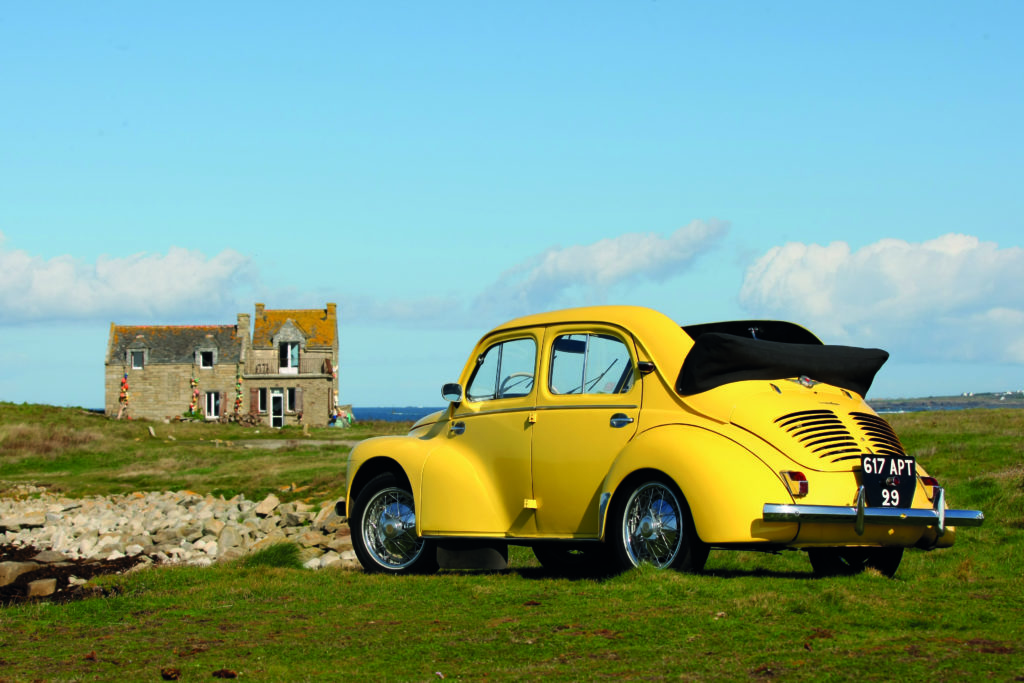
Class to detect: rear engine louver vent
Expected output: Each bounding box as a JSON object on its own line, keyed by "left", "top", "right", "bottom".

{"left": 774, "top": 410, "right": 863, "bottom": 464}
{"left": 849, "top": 411, "right": 907, "bottom": 458}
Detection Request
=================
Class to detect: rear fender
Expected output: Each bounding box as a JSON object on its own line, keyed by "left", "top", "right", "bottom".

{"left": 601, "top": 424, "right": 798, "bottom": 544}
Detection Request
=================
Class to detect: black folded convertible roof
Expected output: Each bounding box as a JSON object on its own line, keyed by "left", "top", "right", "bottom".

{"left": 682, "top": 320, "right": 823, "bottom": 345}
{"left": 677, "top": 322, "right": 888, "bottom": 397}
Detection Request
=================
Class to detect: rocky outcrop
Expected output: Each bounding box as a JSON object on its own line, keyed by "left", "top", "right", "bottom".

{"left": 0, "top": 484, "right": 358, "bottom": 578}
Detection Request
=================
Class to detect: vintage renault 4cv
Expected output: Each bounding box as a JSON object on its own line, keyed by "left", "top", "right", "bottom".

{"left": 340, "top": 306, "right": 983, "bottom": 577}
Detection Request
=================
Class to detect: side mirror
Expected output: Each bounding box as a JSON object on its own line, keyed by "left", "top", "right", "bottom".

{"left": 638, "top": 361, "right": 655, "bottom": 375}
{"left": 441, "top": 382, "right": 464, "bottom": 404}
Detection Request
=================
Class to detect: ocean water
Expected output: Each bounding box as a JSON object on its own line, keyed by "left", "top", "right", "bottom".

{"left": 353, "top": 406, "right": 445, "bottom": 422}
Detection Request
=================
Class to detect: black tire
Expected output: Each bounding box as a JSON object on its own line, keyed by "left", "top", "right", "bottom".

{"left": 350, "top": 472, "right": 438, "bottom": 575}
{"left": 608, "top": 476, "right": 708, "bottom": 573}
{"left": 532, "top": 542, "right": 608, "bottom": 577}
{"left": 807, "top": 547, "right": 904, "bottom": 578}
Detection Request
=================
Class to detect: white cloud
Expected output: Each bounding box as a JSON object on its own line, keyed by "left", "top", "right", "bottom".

{"left": 473, "top": 219, "right": 729, "bottom": 316}
{"left": 739, "top": 234, "right": 1024, "bottom": 363}
{"left": 0, "top": 233, "right": 254, "bottom": 324}
{"left": 0, "top": 220, "right": 727, "bottom": 330}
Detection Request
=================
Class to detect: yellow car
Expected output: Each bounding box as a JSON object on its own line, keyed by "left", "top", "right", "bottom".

{"left": 340, "top": 306, "right": 983, "bottom": 577}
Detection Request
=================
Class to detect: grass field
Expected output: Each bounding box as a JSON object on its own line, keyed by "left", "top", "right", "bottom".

{"left": 1, "top": 403, "right": 1022, "bottom": 681}
{"left": 0, "top": 402, "right": 408, "bottom": 503}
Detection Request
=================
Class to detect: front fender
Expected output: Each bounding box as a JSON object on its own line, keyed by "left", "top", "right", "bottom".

{"left": 346, "top": 436, "right": 431, "bottom": 509}
{"left": 346, "top": 434, "right": 513, "bottom": 537}
{"left": 601, "top": 424, "right": 798, "bottom": 544}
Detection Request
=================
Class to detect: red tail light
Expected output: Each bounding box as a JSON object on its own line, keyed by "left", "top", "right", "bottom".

{"left": 920, "top": 476, "right": 940, "bottom": 501}
{"left": 782, "top": 471, "right": 808, "bottom": 498}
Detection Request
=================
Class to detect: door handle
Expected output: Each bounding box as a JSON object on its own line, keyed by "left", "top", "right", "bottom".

{"left": 609, "top": 413, "right": 634, "bottom": 429}
{"left": 449, "top": 421, "right": 466, "bottom": 436}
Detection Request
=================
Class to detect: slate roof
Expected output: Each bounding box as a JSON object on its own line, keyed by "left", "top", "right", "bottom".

{"left": 107, "top": 324, "right": 242, "bottom": 365}
{"left": 251, "top": 304, "right": 337, "bottom": 350}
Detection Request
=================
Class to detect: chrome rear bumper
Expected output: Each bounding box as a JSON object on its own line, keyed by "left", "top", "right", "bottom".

{"left": 763, "top": 486, "right": 984, "bottom": 536}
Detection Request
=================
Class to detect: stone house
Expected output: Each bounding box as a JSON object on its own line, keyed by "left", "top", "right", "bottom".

{"left": 105, "top": 303, "right": 339, "bottom": 427}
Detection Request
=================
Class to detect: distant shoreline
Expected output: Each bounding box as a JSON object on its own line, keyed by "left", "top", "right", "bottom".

{"left": 70, "top": 393, "right": 1024, "bottom": 422}
{"left": 869, "top": 392, "right": 1024, "bottom": 413}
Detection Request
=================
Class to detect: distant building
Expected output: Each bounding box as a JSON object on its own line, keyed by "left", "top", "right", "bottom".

{"left": 105, "top": 303, "right": 339, "bottom": 427}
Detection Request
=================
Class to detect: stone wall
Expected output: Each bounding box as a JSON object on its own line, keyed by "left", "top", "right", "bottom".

{"left": 243, "top": 377, "right": 335, "bottom": 427}
{"left": 106, "top": 363, "right": 242, "bottom": 421}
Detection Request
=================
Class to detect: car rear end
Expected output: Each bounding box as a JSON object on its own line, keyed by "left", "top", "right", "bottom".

{"left": 677, "top": 323, "right": 984, "bottom": 553}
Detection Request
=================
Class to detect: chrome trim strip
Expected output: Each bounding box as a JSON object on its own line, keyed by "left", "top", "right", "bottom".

{"left": 854, "top": 485, "right": 866, "bottom": 535}
{"left": 598, "top": 492, "right": 611, "bottom": 539}
{"left": 453, "top": 404, "right": 639, "bottom": 419}
{"left": 452, "top": 406, "right": 535, "bottom": 419}
{"left": 935, "top": 486, "right": 946, "bottom": 536}
{"left": 763, "top": 503, "right": 985, "bottom": 527}
{"left": 535, "top": 404, "right": 639, "bottom": 412}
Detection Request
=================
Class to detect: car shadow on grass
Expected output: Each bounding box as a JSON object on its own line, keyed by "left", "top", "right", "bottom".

{"left": 699, "top": 568, "right": 818, "bottom": 580}
{"left": 435, "top": 565, "right": 817, "bottom": 581}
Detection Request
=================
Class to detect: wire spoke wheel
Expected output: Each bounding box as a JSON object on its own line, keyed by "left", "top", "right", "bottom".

{"left": 622, "top": 481, "right": 684, "bottom": 568}
{"left": 352, "top": 473, "right": 436, "bottom": 574}
{"left": 363, "top": 487, "right": 424, "bottom": 568}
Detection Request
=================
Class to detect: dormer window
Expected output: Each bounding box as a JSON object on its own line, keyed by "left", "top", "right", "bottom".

{"left": 280, "top": 342, "right": 299, "bottom": 374}
{"left": 198, "top": 350, "right": 215, "bottom": 369}
{"left": 129, "top": 350, "right": 146, "bottom": 370}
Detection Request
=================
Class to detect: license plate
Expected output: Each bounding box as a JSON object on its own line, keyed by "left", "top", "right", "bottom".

{"left": 860, "top": 455, "right": 916, "bottom": 508}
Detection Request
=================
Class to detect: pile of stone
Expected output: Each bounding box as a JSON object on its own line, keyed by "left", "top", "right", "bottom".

{"left": 0, "top": 484, "right": 360, "bottom": 598}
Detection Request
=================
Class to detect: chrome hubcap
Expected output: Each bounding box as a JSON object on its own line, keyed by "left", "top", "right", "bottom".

{"left": 383, "top": 519, "right": 405, "bottom": 539}
{"left": 638, "top": 515, "right": 659, "bottom": 540}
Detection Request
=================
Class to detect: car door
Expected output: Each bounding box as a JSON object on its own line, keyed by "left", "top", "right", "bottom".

{"left": 530, "top": 327, "right": 641, "bottom": 537}
{"left": 419, "top": 334, "right": 539, "bottom": 537}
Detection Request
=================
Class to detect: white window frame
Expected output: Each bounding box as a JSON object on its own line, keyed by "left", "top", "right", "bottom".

{"left": 129, "top": 350, "right": 145, "bottom": 370}
{"left": 199, "top": 350, "right": 215, "bottom": 369}
{"left": 280, "top": 342, "right": 299, "bottom": 374}
{"left": 205, "top": 391, "right": 220, "bottom": 419}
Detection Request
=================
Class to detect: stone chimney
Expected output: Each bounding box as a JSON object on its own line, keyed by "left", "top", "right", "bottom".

{"left": 326, "top": 303, "right": 339, "bottom": 377}
{"left": 237, "top": 312, "right": 251, "bottom": 363}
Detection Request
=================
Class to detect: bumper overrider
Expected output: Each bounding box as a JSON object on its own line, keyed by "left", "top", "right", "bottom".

{"left": 763, "top": 486, "right": 985, "bottom": 537}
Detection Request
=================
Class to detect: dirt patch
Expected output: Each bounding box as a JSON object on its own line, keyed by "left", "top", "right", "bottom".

{"left": 232, "top": 439, "right": 361, "bottom": 449}
{"left": 1, "top": 544, "right": 150, "bottom": 607}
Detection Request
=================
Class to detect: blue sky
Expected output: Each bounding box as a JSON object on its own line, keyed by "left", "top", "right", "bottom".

{"left": 1, "top": 2, "right": 1022, "bottom": 407}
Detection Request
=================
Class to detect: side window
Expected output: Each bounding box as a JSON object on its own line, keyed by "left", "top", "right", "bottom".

{"left": 466, "top": 338, "right": 536, "bottom": 401}
{"left": 549, "top": 333, "right": 634, "bottom": 395}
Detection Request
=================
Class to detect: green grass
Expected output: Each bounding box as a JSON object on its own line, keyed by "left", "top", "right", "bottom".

{"left": 0, "top": 401, "right": 408, "bottom": 503}
{"left": 234, "top": 542, "right": 304, "bottom": 570}
{"left": 1, "top": 405, "right": 1023, "bottom": 681}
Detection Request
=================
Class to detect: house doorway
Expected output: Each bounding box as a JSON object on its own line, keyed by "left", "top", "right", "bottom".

{"left": 270, "top": 389, "right": 285, "bottom": 428}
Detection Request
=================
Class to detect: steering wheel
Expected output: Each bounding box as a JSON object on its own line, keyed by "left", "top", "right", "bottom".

{"left": 498, "top": 372, "right": 534, "bottom": 398}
